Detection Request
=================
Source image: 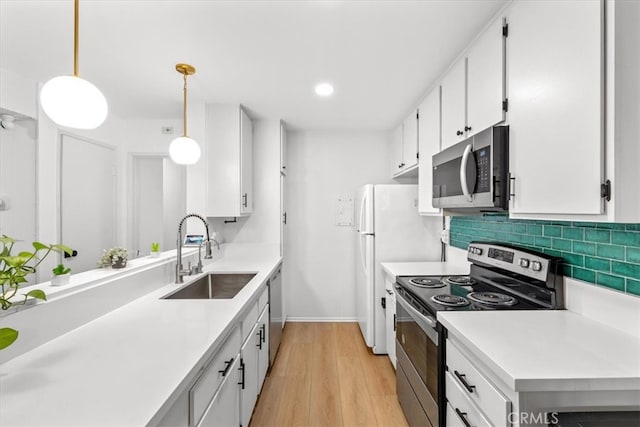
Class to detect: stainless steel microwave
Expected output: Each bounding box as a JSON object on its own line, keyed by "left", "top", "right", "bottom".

{"left": 432, "top": 126, "right": 509, "bottom": 212}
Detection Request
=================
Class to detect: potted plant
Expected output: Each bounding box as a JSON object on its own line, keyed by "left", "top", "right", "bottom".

{"left": 51, "top": 263, "right": 72, "bottom": 286}
{"left": 0, "top": 235, "right": 73, "bottom": 350}
{"left": 97, "top": 247, "right": 128, "bottom": 269}
{"left": 150, "top": 242, "right": 160, "bottom": 258}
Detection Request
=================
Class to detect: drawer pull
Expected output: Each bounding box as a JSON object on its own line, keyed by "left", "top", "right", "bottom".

{"left": 454, "top": 370, "right": 476, "bottom": 393}
{"left": 218, "top": 358, "right": 234, "bottom": 377}
{"left": 238, "top": 359, "right": 246, "bottom": 389}
{"left": 256, "top": 328, "right": 263, "bottom": 349}
{"left": 455, "top": 408, "right": 473, "bottom": 427}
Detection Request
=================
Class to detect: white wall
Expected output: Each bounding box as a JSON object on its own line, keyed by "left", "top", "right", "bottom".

{"left": 284, "top": 130, "right": 396, "bottom": 320}
{"left": 208, "top": 119, "right": 281, "bottom": 245}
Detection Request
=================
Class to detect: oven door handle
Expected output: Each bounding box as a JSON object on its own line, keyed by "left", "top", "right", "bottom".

{"left": 460, "top": 143, "right": 474, "bottom": 202}
{"left": 396, "top": 290, "right": 437, "bottom": 331}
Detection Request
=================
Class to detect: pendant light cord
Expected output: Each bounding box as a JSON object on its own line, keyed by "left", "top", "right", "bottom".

{"left": 74, "top": 0, "right": 79, "bottom": 77}
{"left": 183, "top": 73, "right": 188, "bottom": 137}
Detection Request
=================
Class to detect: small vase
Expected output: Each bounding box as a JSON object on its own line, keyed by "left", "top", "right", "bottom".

{"left": 149, "top": 251, "right": 160, "bottom": 258}
{"left": 112, "top": 257, "right": 127, "bottom": 269}
{"left": 51, "top": 273, "right": 71, "bottom": 286}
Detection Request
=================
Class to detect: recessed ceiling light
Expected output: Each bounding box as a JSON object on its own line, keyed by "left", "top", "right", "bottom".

{"left": 315, "top": 83, "right": 334, "bottom": 97}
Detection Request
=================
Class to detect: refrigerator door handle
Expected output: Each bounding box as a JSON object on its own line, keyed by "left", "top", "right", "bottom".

{"left": 357, "top": 191, "right": 367, "bottom": 234}
{"left": 359, "top": 234, "right": 368, "bottom": 274}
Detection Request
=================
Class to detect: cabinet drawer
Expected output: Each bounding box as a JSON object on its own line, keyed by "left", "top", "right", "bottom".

{"left": 241, "top": 301, "right": 259, "bottom": 343}
{"left": 258, "top": 286, "right": 268, "bottom": 314}
{"left": 446, "top": 339, "right": 510, "bottom": 427}
{"left": 446, "top": 371, "right": 491, "bottom": 427}
{"left": 190, "top": 326, "right": 241, "bottom": 426}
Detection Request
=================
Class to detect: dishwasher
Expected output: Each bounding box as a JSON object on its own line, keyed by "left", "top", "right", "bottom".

{"left": 268, "top": 265, "right": 283, "bottom": 366}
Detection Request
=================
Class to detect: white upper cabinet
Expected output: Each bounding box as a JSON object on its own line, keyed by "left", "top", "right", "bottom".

{"left": 391, "top": 110, "right": 419, "bottom": 178}
{"left": 507, "top": 0, "right": 603, "bottom": 217}
{"left": 402, "top": 110, "right": 419, "bottom": 171}
{"left": 390, "top": 123, "right": 404, "bottom": 175}
{"left": 240, "top": 108, "right": 253, "bottom": 215}
{"left": 418, "top": 87, "right": 441, "bottom": 215}
{"left": 205, "top": 104, "right": 253, "bottom": 217}
{"left": 467, "top": 17, "right": 506, "bottom": 138}
{"left": 280, "top": 121, "right": 287, "bottom": 175}
{"left": 440, "top": 58, "right": 467, "bottom": 150}
{"left": 441, "top": 14, "right": 506, "bottom": 150}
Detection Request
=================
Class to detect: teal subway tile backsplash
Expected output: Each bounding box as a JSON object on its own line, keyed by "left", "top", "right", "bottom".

{"left": 450, "top": 214, "right": 640, "bottom": 296}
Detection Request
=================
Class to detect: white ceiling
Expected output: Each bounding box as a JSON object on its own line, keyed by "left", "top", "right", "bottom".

{"left": 0, "top": 0, "right": 507, "bottom": 130}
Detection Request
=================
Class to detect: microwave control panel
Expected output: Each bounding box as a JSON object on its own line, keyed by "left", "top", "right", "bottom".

{"left": 475, "top": 147, "right": 491, "bottom": 193}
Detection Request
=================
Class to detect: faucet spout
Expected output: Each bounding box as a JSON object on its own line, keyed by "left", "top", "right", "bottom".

{"left": 176, "top": 213, "right": 214, "bottom": 284}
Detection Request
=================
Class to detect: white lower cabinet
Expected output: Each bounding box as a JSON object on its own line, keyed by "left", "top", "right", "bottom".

{"left": 239, "top": 290, "right": 269, "bottom": 427}
{"left": 198, "top": 357, "right": 240, "bottom": 427}
{"left": 158, "top": 286, "right": 271, "bottom": 427}
{"left": 257, "top": 305, "right": 270, "bottom": 386}
{"left": 240, "top": 323, "right": 260, "bottom": 427}
{"left": 446, "top": 339, "right": 511, "bottom": 427}
{"left": 384, "top": 275, "right": 397, "bottom": 369}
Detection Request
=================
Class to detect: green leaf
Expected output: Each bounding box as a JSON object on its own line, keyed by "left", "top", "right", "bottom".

{"left": 3, "top": 256, "right": 29, "bottom": 268}
{"left": 1, "top": 235, "right": 17, "bottom": 245}
{"left": 32, "top": 241, "right": 48, "bottom": 251}
{"left": 25, "top": 289, "right": 47, "bottom": 301}
{"left": 51, "top": 244, "right": 74, "bottom": 256}
{"left": 17, "top": 251, "right": 35, "bottom": 258}
{"left": 0, "top": 328, "right": 19, "bottom": 350}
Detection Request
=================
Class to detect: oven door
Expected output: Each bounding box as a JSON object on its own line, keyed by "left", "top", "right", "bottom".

{"left": 396, "top": 289, "right": 440, "bottom": 427}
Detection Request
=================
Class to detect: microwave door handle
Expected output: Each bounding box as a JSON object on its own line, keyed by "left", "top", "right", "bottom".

{"left": 460, "top": 144, "right": 474, "bottom": 202}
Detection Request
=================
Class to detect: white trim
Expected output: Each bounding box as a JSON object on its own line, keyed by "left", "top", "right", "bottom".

{"left": 285, "top": 317, "right": 358, "bottom": 323}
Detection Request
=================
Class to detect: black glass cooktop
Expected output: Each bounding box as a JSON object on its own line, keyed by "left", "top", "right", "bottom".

{"left": 395, "top": 274, "right": 548, "bottom": 316}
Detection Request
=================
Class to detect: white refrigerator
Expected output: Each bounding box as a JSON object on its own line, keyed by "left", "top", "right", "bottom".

{"left": 355, "top": 184, "right": 441, "bottom": 354}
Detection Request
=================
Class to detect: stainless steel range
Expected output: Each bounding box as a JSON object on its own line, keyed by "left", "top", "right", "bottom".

{"left": 394, "top": 242, "right": 564, "bottom": 427}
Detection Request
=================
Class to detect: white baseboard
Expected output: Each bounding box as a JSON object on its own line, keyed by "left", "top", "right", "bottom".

{"left": 285, "top": 317, "right": 357, "bottom": 322}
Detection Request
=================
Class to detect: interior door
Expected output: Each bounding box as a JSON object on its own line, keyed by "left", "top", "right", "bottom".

{"left": 60, "top": 134, "right": 116, "bottom": 273}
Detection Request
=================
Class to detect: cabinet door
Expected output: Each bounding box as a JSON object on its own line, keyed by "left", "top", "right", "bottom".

{"left": 240, "top": 108, "right": 253, "bottom": 215}
{"left": 508, "top": 0, "right": 603, "bottom": 215}
{"left": 402, "top": 109, "right": 419, "bottom": 170}
{"left": 280, "top": 121, "right": 287, "bottom": 175}
{"left": 240, "top": 325, "right": 259, "bottom": 427}
{"left": 418, "top": 87, "right": 441, "bottom": 215}
{"left": 467, "top": 16, "right": 505, "bottom": 137}
{"left": 441, "top": 59, "right": 466, "bottom": 149}
{"left": 391, "top": 123, "right": 404, "bottom": 175}
{"left": 198, "top": 358, "right": 240, "bottom": 427}
{"left": 257, "top": 305, "right": 269, "bottom": 388}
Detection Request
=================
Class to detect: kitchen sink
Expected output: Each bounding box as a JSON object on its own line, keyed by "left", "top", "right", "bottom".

{"left": 163, "top": 273, "right": 256, "bottom": 300}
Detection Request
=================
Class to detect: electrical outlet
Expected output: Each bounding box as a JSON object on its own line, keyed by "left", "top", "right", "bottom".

{"left": 161, "top": 126, "right": 174, "bottom": 134}
{"left": 441, "top": 229, "right": 450, "bottom": 245}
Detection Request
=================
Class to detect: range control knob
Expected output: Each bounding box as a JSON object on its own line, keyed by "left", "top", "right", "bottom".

{"left": 531, "top": 261, "right": 542, "bottom": 272}
{"left": 475, "top": 247, "right": 483, "bottom": 255}
{"left": 519, "top": 258, "right": 530, "bottom": 268}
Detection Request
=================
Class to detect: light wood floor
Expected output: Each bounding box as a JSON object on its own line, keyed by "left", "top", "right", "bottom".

{"left": 249, "top": 322, "right": 409, "bottom": 427}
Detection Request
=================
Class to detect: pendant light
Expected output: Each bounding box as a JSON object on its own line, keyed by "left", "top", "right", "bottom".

{"left": 40, "top": 0, "right": 108, "bottom": 129}
{"left": 169, "top": 63, "right": 201, "bottom": 165}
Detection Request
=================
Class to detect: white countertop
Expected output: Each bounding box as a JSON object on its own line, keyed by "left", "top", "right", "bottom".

{"left": 438, "top": 310, "right": 640, "bottom": 393}
{"left": 381, "top": 261, "right": 470, "bottom": 279}
{"left": 0, "top": 243, "right": 281, "bottom": 426}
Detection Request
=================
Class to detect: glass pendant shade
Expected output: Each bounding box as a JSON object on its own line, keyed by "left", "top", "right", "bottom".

{"left": 169, "top": 136, "right": 201, "bottom": 165}
{"left": 40, "top": 75, "right": 108, "bottom": 129}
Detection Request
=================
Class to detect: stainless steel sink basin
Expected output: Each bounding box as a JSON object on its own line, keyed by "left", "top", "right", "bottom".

{"left": 163, "top": 273, "right": 256, "bottom": 300}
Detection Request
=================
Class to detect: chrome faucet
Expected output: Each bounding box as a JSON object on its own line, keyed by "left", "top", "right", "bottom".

{"left": 176, "top": 213, "right": 213, "bottom": 284}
